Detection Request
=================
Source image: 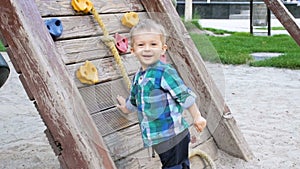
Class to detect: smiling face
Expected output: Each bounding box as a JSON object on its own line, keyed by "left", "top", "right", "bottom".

{"left": 131, "top": 31, "right": 167, "bottom": 70}
{"left": 129, "top": 19, "right": 167, "bottom": 70}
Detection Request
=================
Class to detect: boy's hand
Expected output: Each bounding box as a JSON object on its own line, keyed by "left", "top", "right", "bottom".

{"left": 116, "top": 95, "right": 130, "bottom": 114}
{"left": 193, "top": 116, "right": 207, "bottom": 132}
{"left": 187, "top": 103, "right": 207, "bottom": 132}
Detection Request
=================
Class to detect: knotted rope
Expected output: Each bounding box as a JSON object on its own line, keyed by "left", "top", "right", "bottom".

{"left": 90, "top": 7, "right": 131, "bottom": 90}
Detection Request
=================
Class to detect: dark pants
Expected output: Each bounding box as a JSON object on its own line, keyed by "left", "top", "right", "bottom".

{"left": 153, "top": 130, "right": 190, "bottom": 169}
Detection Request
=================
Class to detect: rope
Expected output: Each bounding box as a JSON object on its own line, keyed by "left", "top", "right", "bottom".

{"left": 72, "top": 0, "right": 131, "bottom": 90}
{"left": 90, "top": 7, "right": 131, "bottom": 90}
{"left": 189, "top": 149, "right": 216, "bottom": 169}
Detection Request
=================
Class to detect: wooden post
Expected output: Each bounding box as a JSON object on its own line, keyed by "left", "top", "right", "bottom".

{"left": 185, "top": 0, "right": 193, "bottom": 21}
{"left": 0, "top": 0, "right": 116, "bottom": 168}
{"left": 264, "top": 0, "right": 300, "bottom": 46}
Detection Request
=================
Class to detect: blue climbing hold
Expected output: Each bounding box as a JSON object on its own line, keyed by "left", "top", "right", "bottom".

{"left": 0, "top": 53, "right": 10, "bottom": 88}
{"left": 44, "top": 18, "right": 63, "bottom": 39}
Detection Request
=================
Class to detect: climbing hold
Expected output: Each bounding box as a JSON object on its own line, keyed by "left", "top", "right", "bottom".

{"left": 71, "top": 0, "right": 93, "bottom": 13}
{"left": 0, "top": 53, "right": 10, "bottom": 88}
{"left": 121, "top": 12, "right": 139, "bottom": 28}
{"left": 76, "top": 60, "right": 99, "bottom": 85}
{"left": 45, "top": 18, "right": 63, "bottom": 39}
{"left": 114, "top": 33, "right": 128, "bottom": 53}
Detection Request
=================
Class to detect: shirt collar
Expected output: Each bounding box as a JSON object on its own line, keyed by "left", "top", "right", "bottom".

{"left": 139, "top": 61, "right": 162, "bottom": 73}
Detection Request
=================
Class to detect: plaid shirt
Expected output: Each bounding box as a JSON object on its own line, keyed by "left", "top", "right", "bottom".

{"left": 126, "top": 61, "right": 197, "bottom": 147}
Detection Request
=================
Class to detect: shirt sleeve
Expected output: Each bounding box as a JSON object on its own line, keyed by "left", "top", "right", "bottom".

{"left": 126, "top": 74, "right": 138, "bottom": 112}
{"left": 160, "top": 66, "right": 197, "bottom": 109}
{"left": 126, "top": 98, "right": 137, "bottom": 113}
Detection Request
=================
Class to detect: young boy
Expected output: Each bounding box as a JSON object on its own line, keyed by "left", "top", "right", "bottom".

{"left": 116, "top": 19, "right": 206, "bottom": 169}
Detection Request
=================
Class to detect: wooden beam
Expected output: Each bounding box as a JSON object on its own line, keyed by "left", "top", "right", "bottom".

{"left": 141, "top": 0, "right": 253, "bottom": 161}
{"left": 41, "top": 13, "right": 148, "bottom": 40}
{"left": 264, "top": 0, "right": 300, "bottom": 46}
{"left": 34, "top": 0, "right": 144, "bottom": 16}
{"left": 0, "top": 0, "right": 116, "bottom": 168}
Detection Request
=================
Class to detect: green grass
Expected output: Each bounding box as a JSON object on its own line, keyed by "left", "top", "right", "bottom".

{"left": 190, "top": 29, "right": 300, "bottom": 69}
{"left": 255, "top": 26, "right": 286, "bottom": 30}
{"left": 0, "top": 40, "right": 5, "bottom": 51}
{"left": 202, "top": 27, "right": 234, "bottom": 35}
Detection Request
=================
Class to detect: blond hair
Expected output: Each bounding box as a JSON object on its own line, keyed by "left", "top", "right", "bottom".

{"left": 129, "top": 19, "right": 166, "bottom": 46}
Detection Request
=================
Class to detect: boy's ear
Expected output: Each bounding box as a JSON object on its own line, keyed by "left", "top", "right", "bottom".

{"left": 163, "top": 44, "right": 168, "bottom": 51}
{"left": 161, "top": 45, "right": 167, "bottom": 55}
{"left": 130, "top": 48, "right": 134, "bottom": 54}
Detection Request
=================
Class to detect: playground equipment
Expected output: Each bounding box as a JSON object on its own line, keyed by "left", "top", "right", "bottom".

{"left": 3, "top": 0, "right": 298, "bottom": 168}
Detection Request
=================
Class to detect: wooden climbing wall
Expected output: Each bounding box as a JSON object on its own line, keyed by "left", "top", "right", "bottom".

{"left": 0, "top": 0, "right": 253, "bottom": 168}
{"left": 36, "top": 1, "right": 168, "bottom": 167}
{"left": 35, "top": 0, "right": 217, "bottom": 167}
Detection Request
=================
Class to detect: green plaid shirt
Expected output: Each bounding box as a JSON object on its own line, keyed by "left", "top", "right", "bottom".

{"left": 126, "top": 61, "right": 197, "bottom": 147}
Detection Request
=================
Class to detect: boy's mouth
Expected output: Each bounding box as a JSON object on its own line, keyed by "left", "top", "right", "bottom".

{"left": 142, "top": 55, "right": 152, "bottom": 58}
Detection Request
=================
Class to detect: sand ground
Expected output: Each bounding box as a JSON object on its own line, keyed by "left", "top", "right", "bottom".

{"left": 0, "top": 48, "right": 299, "bottom": 169}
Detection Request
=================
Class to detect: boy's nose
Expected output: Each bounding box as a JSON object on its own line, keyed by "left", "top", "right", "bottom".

{"left": 144, "top": 44, "right": 150, "bottom": 50}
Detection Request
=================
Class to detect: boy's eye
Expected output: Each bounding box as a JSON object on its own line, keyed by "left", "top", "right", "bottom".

{"left": 151, "top": 43, "right": 157, "bottom": 46}
{"left": 137, "top": 44, "right": 144, "bottom": 46}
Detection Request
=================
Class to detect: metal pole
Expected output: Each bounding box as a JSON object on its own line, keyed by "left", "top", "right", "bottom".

{"left": 267, "top": 7, "right": 271, "bottom": 36}
{"left": 250, "top": 0, "right": 253, "bottom": 34}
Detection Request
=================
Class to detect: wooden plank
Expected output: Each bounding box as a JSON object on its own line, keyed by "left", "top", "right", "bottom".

{"left": 141, "top": 0, "right": 253, "bottom": 161}
{"left": 5, "top": 48, "right": 21, "bottom": 74}
{"left": 115, "top": 147, "right": 162, "bottom": 169}
{"left": 189, "top": 137, "right": 219, "bottom": 168}
{"left": 104, "top": 124, "right": 143, "bottom": 161}
{"left": 213, "top": 116, "right": 253, "bottom": 159}
{"left": 35, "top": 0, "right": 144, "bottom": 17}
{"left": 55, "top": 33, "right": 131, "bottom": 64}
{"left": 93, "top": 106, "right": 212, "bottom": 161}
{"left": 92, "top": 107, "right": 138, "bottom": 136}
{"left": 263, "top": 0, "right": 300, "bottom": 46}
{"left": 44, "top": 12, "right": 148, "bottom": 40}
{"left": 56, "top": 36, "right": 114, "bottom": 64}
{"left": 79, "top": 78, "right": 131, "bottom": 114}
{"left": 0, "top": 0, "right": 116, "bottom": 168}
{"left": 114, "top": 136, "right": 218, "bottom": 169}
{"left": 103, "top": 122, "right": 212, "bottom": 161}
{"left": 86, "top": 105, "right": 211, "bottom": 162}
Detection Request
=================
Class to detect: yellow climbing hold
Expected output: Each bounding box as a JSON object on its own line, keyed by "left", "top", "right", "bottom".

{"left": 121, "top": 12, "right": 139, "bottom": 28}
{"left": 71, "top": 0, "right": 94, "bottom": 13}
{"left": 76, "top": 60, "right": 99, "bottom": 85}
